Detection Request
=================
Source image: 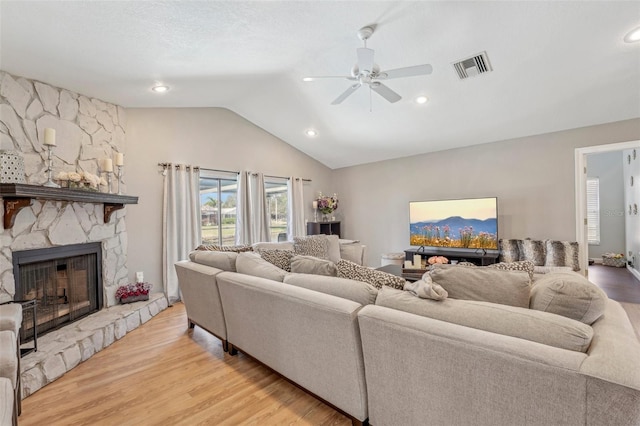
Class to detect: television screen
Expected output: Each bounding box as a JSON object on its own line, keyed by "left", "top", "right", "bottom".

{"left": 409, "top": 197, "right": 498, "bottom": 250}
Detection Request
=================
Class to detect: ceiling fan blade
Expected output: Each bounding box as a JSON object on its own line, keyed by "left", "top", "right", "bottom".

{"left": 378, "top": 64, "right": 433, "bottom": 80}
{"left": 357, "top": 47, "right": 375, "bottom": 74}
{"left": 370, "top": 82, "right": 401, "bottom": 103}
{"left": 331, "top": 84, "right": 361, "bottom": 105}
{"left": 303, "top": 76, "right": 356, "bottom": 81}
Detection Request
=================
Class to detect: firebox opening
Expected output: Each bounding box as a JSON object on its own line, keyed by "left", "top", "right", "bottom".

{"left": 13, "top": 243, "right": 103, "bottom": 344}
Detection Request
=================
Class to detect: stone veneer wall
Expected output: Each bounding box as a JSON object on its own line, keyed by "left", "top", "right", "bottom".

{"left": 0, "top": 71, "right": 128, "bottom": 306}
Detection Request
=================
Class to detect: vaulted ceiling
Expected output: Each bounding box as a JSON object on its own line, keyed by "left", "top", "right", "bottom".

{"left": 1, "top": 1, "right": 639, "bottom": 168}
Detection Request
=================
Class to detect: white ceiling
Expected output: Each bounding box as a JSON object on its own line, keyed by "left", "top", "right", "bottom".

{"left": 1, "top": 1, "right": 639, "bottom": 169}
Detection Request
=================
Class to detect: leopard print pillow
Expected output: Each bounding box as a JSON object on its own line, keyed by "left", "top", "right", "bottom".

{"left": 488, "top": 260, "right": 535, "bottom": 281}
{"left": 258, "top": 249, "right": 295, "bottom": 272}
{"left": 293, "top": 235, "right": 330, "bottom": 260}
{"left": 337, "top": 259, "right": 406, "bottom": 290}
{"left": 195, "top": 244, "right": 253, "bottom": 253}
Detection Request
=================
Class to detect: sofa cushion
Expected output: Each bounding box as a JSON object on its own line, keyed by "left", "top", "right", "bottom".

{"left": 337, "top": 259, "right": 406, "bottom": 290}
{"left": 498, "top": 239, "right": 520, "bottom": 263}
{"left": 487, "top": 260, "right": 535, "bottom": 280}
{"left": 545, "top": 240, "right": 580, "bottom": 271}
{"left": 428, "top": 264, "right": 531, "bottom": 308}
{"left": 517, "top": 239, "right": 546, "bottom": 266}
{"left": 290, "top": 255, "right": 338, "bottom": 277}
{"left": 293, "top": 235, "right": 330, "bottom": 260}
{"left": 340, "top": 242, "right": 365, "bottom": 265}
{"left": 376, "top": 287, "right": 594, "bottom": 352}
{"left": 530, "top": 272, "right": 607, "bottom": 325}
{"left": 195, "top": 243, "right": 253, "bottom": 253}
{"left": 236, "top": 252, "right": 287, "bottom": 282}
{"left": 284, "top": 273, "right": 378, "bottom": 305}
{"left": 188, "top": 250, "right": 237, "bottom": 272}
{"left": 258, "top": 249, "right": 295, "bottom": 272}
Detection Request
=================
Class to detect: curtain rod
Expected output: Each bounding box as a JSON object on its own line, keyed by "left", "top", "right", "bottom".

{"left": 158, "top": 163, "right": 311, "bottom": 182}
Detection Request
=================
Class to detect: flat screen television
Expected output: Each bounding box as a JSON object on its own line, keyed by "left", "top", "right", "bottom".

{"left": 409, "top": 197, "right": 498, "bottom": 250}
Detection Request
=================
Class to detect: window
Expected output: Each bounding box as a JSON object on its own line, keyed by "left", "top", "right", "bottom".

{"left": 200, "top": 171, "right": 237, "bottom": 245}
{"left": 586, "top": 178, "right": 600, "bottom": 245}
{"left": 265, "top": 178, "right": 288, "bottom": 242}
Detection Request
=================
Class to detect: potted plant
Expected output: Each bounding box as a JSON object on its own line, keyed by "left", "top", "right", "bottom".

{"left": 115, "top": 282, "right": 152, "bottom": 304}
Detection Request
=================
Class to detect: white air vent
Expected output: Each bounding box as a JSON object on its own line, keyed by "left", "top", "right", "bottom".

{"left": 453, "top": 51, "right": 493, "bottom": 80}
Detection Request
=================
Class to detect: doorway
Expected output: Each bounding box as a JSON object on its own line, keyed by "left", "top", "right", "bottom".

{"left": 575, "top": 140, "right": 640, "bottom": 284}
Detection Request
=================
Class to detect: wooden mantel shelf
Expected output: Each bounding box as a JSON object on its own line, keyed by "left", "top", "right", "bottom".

{"left": 0, "top": 183, "right": 139, "bottom": 229}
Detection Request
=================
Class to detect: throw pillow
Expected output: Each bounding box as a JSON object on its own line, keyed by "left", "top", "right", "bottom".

{"left": 498, "top": 239, "right": 520, "bottom": 263}
{"left": 375, "top": 287, "right": 593, "bottom": 353}
{"left": 530, "top": 271, "right": 607, "bottom": 325}
{"left": 195, "top": 244, "right": 253, "bottom": 253}
{"left": 290, "top": 255, "right": 338, "bottom": 277}
{"left": 258, "top": 249, "right": 295, "bottom": 272}
{"left": 284, "top": 274, "right": 378, "bottom": 305}
{"left": 545, "top": 240, "right": 580, "bottom": 271}
{"left": 188, "top": 250, "right": 237, "bottom": 272}
{"left": 487, "top": 260, "right": 535, "bottom": 281}
{"left": 428, "top": 265, "right": 531, "bottom": 308}
{"left": 325, "top": 234, "right": 342, "bottom": 263}
{"left": 236, "top": 252, "right": 288, "bottom": 282}
{"left": 293, "top": 235, "right": 330, "bottom": 260}
{"left": 517, "top": 239, "right": 546, "bottom": 266}
{"left": 337, "top": 259, "right": 406, "bottom": 290}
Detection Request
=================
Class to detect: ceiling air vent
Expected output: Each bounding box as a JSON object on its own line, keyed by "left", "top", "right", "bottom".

{"left": 453, "top": 51, "right": 492, "bottom": 80}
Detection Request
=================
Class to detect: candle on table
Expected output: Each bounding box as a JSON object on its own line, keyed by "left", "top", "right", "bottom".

{"left": 312, "top": 201, "right": 318, "bottom": 209}
{"left": 43, "top": 128, "right": 56, "bottom": 146}
{"left": 404, "top": 260, "right": 412, "bottom": 268}
{"left": 115, "top": 153, "right": 124, "bottom": 166}
{"left": 103, "top": 158, "right": 113, "bottom": 172}
{"left": 413, "top": 254, "right": 422, "bottom": 269}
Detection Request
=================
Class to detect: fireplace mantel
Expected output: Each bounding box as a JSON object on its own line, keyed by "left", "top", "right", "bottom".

{"left": 0, "top": 183, "right": 138, "bottom": 229}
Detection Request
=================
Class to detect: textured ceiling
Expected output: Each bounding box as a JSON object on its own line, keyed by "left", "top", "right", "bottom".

{"left": 1, "top": 1, "right": 639, "bottom": 169}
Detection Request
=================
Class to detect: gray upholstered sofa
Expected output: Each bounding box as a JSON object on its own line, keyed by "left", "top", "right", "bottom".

{"left": 176, "top": 240, "right": 640, "bottom": 426}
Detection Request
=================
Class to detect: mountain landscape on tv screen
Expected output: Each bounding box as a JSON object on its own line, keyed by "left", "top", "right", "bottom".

{"left": 410, "top": 216, "right": 498, "bottom": 249}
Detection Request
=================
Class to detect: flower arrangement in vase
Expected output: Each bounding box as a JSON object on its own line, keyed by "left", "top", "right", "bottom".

{"left": 115, "top": 282, "right": 152, "bottom": 304}
{"left": 315, "top": 192, "right": 339, "bottom": 221}
{"left": 56, "top": 171, "right": 107, "bottom": 191}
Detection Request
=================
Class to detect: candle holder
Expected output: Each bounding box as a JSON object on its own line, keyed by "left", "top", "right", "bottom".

{"left": 43, "top": 145, "right": 60, "bottom": 188}
{"left": 314, "top": 208, "right": 318, "bottom": 222}
{"left": 117, "top": 165, "right": 124, "bottom": 195}
{"left": 106, "top": 171, "right": 113, "bottom": 194}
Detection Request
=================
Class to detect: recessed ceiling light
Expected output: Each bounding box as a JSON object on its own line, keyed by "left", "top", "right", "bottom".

{"left": 416, "top": 96, "right": 429, "bottom": 104}
{"left": 151, "top": 85, "right": 170, "bottom": 93}
{"left": 302, "top": 77, "right": 314, "bottom": 82}
{"left": 305, "top": 129, "right": 318, "bottom": 137}
{"left": 624, "top": 26, "right": 640, "bottom": 43}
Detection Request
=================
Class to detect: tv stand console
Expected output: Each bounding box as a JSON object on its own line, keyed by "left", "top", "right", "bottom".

{"left": 406, "top": 248, "right": 499, "bottom": 266}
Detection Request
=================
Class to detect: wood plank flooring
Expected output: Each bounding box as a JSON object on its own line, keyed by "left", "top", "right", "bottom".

{"left": 19, "top": 303, "right": 350, "bottom": 426}
{"left": 588, "top": 265, "right": 640, "bottom": 303}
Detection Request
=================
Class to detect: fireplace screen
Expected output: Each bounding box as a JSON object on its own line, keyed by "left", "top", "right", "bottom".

{"left": 13, "top": 243, "right": 102, "bottom": 342}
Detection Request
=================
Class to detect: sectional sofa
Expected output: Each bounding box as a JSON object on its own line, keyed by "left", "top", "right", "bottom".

{"left": 175, "top": 238, "right": 640, "bottom": 426}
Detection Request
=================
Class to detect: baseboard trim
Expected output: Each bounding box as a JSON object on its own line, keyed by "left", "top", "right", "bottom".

{"left": 627, "top": 266, "right": 640, "bottom": 282}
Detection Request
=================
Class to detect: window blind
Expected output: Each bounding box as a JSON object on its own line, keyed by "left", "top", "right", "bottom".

{"left": 586, "top": 178, "right": 600, "bottom": 245}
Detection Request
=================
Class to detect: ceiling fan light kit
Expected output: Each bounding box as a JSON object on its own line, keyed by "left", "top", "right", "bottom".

{"left": 304, "top": 25, "right": 433, "bottom": 107}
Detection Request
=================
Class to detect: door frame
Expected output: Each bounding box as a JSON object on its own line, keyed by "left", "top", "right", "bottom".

{"left": 575, "top": 140, "right": 640, "bottom": 277}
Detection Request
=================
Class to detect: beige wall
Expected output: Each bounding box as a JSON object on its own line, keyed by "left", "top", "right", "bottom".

{"left": 332, "top": 118, "right": 640, "bottom": 267}
{"left": 125, "top": 107, "right": 333, "bottom": 290}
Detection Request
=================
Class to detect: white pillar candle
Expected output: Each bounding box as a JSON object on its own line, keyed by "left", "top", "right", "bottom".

{"left": 43, "top": 128, "right": 56, "bottom": 146}
{"left": 103, "top": 158, "right": 113, "bottom": 172}
{"left": 404, "top": 260, "right": 412, "bottom": 268}
{"left": 413, "top": 254, "right": 422, "bottom": 269}
{"left": 312, "top": 201, "right": 318, "bottom": 209}
{"left": 115, "top": 153, "right": 124, "bottom": 166}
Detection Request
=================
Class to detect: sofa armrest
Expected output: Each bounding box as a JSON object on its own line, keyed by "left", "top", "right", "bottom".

{"left": 174, "top": 261, "right": 227, "bottom": 342}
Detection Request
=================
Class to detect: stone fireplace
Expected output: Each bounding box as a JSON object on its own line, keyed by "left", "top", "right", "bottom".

{"left": 13, "top": 243, "right": 103, "bottom": 342}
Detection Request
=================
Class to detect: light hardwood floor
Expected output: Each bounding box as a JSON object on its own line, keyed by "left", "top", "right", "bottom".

{"left": 19, "top": 303, "right": 350, "bottom": 426}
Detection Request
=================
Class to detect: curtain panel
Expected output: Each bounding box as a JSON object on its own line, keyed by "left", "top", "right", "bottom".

{"left": 162, "top": 164, "right": 201, "bottom": 304}
{"left": 288, "top": 177, "right": 306, "bottom": 239}
{"left": 236, "top": 171, "right": 270, "bottom": 244}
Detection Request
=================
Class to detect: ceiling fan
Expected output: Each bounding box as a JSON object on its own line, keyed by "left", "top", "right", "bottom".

{"left": 303, "top": 26, "right": 433, "bottom": 105}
